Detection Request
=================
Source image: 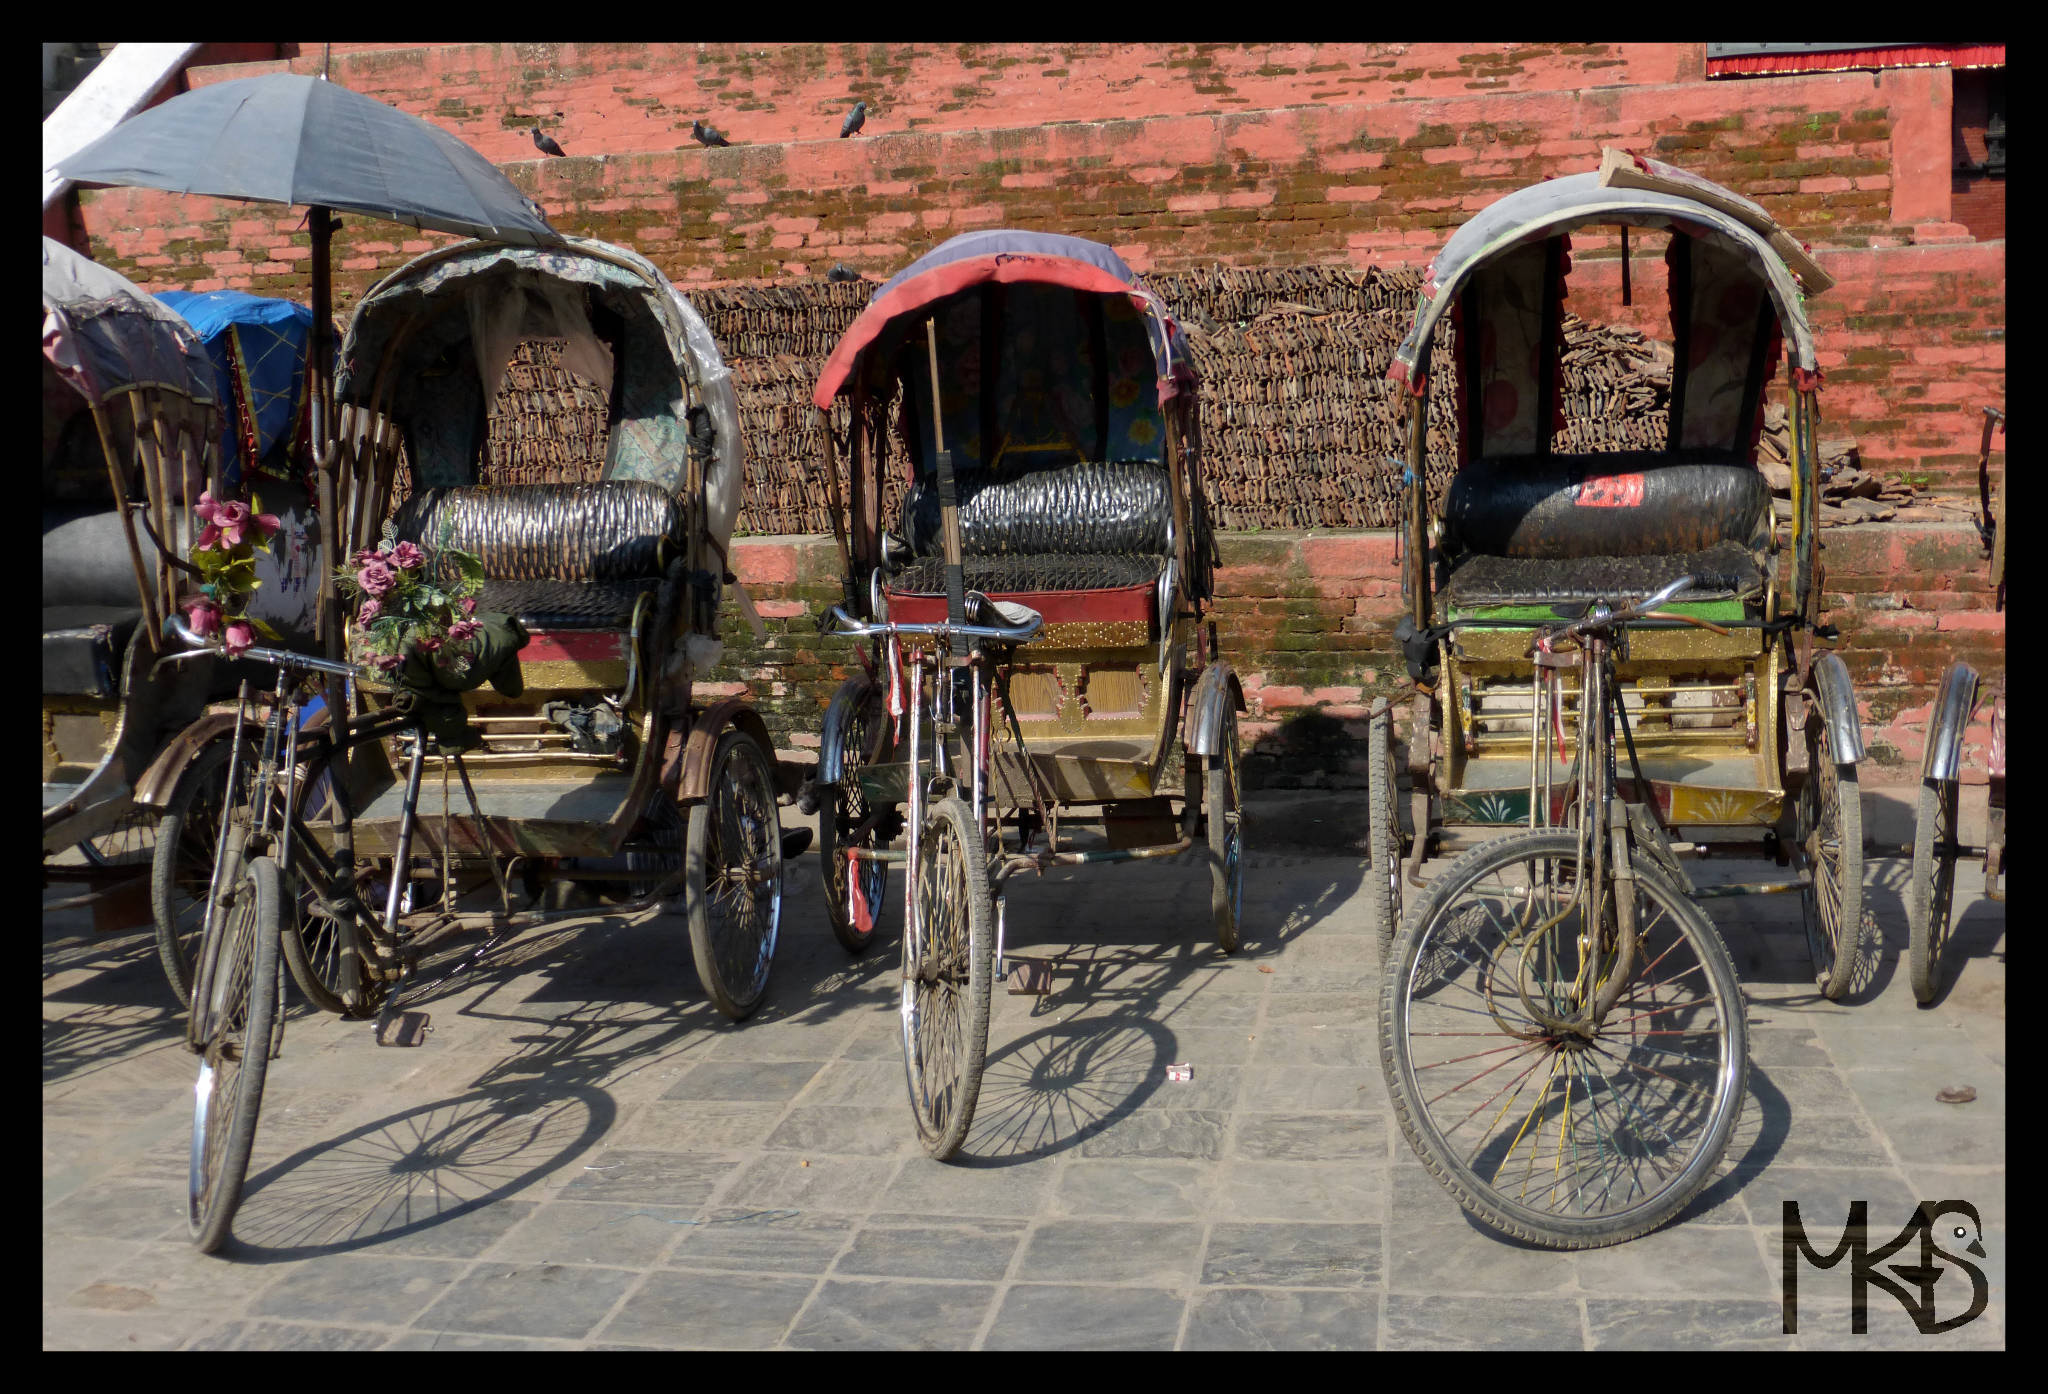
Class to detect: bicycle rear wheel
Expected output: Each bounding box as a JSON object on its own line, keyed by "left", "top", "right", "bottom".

{"left": 1367, "top": 701, "right": 1403, "bottom": 956}
{"left": 1379, "top": 827, "right": 1748, "bottom": 1249}
{"left": 1797, "top": 715, "right": 1865, "bottom": 1001}
{"left": 1907, "top": 777, "right": 1961, "bottom": 1006}
{"left": 152, "top": 737, "right": 249, "bottom": 1007}
{"left": 188, "top": 853, "right": 285, "bottom": 1253}
{"left": 687, "top": 730, "right": 783, "bottom": 1021}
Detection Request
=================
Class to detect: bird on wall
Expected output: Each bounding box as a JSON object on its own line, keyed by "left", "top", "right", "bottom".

{"left": 840, "top": 101, "right": 867, "bottom": 138}
{"left": 828, "top": 263, "right": 860, "bottom": 282}
{"left": 691, "top": 119, "right": 732, "bottom": 148}
{"left": 532, "top": 127, "right": 567, "bottom": 157}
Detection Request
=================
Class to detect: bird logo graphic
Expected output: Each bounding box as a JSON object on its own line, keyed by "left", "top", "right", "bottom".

{"left": 1784, "top": 1198, "right": 1991, "bottom": 1334}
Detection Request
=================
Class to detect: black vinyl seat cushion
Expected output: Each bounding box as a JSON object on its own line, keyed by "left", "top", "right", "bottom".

{"left": 899, "top": 460, "right": 1172, "bottom": 561}
{"left": 43, "top": 606, "right": 141, "bottom": 697}
{"left": 1444, "top": 542, "right": 1765, "bottom": 608}
{"left": 390, "top": 483, "right": 678, "bottom": 631}
{"left": 479, "top": 577, "right": 662, "bottom": 631}
{"left": 888, "top": 460, "right": 1173, "bottom": 601}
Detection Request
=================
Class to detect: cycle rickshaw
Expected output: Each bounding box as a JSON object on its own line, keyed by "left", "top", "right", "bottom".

{"left": 146, "top": 289, "right": 329, "bottom": 1007}
{"left": 166, "top": 235, "right": 786, "bottom": 1250}
{"left": 1907, "top": 405, "right": 2004, "bottom": 1004}
{"left": 809, "top": 230, "right": 1244, "bottom": 1159}
{"left": 1372, "top": 154, "right": 1865, "bottom": 1246}
{"left": 42, "top": 237, "right": 231, "bottom": 925}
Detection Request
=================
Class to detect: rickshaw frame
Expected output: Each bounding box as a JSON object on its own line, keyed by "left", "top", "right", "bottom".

{"left": 807, "top": 230, "right": 1246, "bottom": 1159}
{"left": 1373, "top": 157, "right": 1869, "bottom": 1000}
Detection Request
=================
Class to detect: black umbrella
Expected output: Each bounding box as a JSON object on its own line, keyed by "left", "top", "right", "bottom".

{"left": 58, "top": 73, "right": 563, "bottom": 665}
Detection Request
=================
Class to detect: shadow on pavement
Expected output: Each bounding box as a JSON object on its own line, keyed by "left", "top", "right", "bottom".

{"left": 220, "top": 1082, "right": 614, "bottom": 1262}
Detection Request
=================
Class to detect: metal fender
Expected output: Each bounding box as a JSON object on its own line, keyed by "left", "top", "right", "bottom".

{"left": 679, "top": 698, "right": 778, "bottom": 804}
{"left": 1922, "top": 661, "right": 1980, "bottom": 783}
{"left": 132, "top": 697, "right": 335, "bottom": 810}
{"left": 817, "top": 674, "right": 882, "bottom": 785}
{"left": 1184, "top": 662, "right": 1246, "bottom": 759}
{"left": 1807, "top": 651, "right": 1864, "bottom": 764}
{"left": 133, "top": 710, "right": 244, "bottom": 810}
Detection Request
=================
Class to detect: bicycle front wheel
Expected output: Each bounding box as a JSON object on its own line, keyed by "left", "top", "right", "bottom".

{"left": 1379, "top": 827, "right": 1748, "bottom": 1249}
{"left": 901, "top": 794, "right": 994, "bottom": 1161}
{"left": 188, "top": 853, "right": 285, "bottom": 1253}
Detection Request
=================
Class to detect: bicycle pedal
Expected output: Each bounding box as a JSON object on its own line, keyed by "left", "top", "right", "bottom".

{"left": 374, "top": 1011, "right": 431, "bottom": 1047}
{"left": 1006, "top": 957, "right": 1054, "bottom": 995}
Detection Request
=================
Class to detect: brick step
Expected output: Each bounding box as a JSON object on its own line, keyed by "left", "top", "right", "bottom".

{"left": 179, "top": 41, "right": 1691, "bottom": 168}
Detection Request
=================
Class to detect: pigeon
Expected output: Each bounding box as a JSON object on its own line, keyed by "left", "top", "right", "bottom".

{"left": 827, "top": 263, "right": 860, "bottom": 283}
{"left": 532, "top": 127, "right": 567, "bottom": 158}
{"left": 691, "top": 119, "right": 731, "bottom": 148}
{"left": 840, "top": 101, "right": 867, "bottom": 138}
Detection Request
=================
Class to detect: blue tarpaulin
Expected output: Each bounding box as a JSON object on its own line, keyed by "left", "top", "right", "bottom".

{"left": 156, "top": 289, "right": 315, "bottom": 492}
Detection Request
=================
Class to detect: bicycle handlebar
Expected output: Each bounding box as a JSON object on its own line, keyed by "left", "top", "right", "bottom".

{"left": 822, "top": 602, "right": 1043, "bottom": 645}
{"left": 1544, "top": 574, "right": 1695, "bottom": 642}
{"left": 163, "top": 614, "right": 368, "bottom": 681}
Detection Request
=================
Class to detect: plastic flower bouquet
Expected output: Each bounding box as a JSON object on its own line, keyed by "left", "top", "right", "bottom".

{"left": 182, "top": 490, "right": 282, "bottom": 656}
{"left": 335, "top": 519, "right": 489, "bottom": 690}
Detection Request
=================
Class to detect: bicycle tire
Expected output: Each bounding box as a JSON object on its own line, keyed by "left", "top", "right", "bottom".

{"left": 820, "top": 678, "right": 890, "bottom": 957}
{"left": 901, "top": 794, "right": 995, "bottom": 1161}
{"left": 1368, "top": 702, "right": 1403, "bottom": 956}
{"left": 1907, "top": 777, "right": 1961, "bottom": 1006}
{"left": 152, "top": 737, "right": 247, "bottom": 1008}
{"left": 1798, "top": 715, "right": 1865, "bottom": 1001}
{"left": 189, "top": 853, "right": 284, "bottom": 1254}
{"left": 686, "top": 729, "right": 783, "bottom": 1021}
{"left": 1206, "top": 706, "right": 1244, "bottom": 954}
{"left": 276, "top": 746, "right": 378, "bottom": 1017}
{"left": 1379, "top": 826, "right": 1749, "bottom": 1249}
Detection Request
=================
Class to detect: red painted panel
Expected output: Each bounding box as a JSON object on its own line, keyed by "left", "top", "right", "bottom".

{"left": 886, "top": 581, "right": 1155, "bottom": 625}
{"left": 522, "top": 630, "right": 629, "bottom": 664}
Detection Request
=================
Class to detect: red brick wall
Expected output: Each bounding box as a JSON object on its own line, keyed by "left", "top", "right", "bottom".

{"left": 78, "top": 49, "right": 2003, "bottom": 494}
{"left": 238, "top": 43, "right": 1694, "bottom": 158}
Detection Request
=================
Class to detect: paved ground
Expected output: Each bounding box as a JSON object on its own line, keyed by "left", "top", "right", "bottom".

{"left": 44, "top": 788, "right": 2004, "bottom": 1350}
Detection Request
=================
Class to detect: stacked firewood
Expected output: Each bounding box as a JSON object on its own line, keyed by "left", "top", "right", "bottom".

{"left": 472, "top": 270, "right": 1803, "bottom": 536}
{"left": 485, "top": 339, "right": 612, "bottom": 485}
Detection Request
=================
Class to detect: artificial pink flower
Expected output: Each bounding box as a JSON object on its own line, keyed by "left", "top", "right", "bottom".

{"left": 194, "top": 491, "right": 222, "bottom": 526}
{"left": 413, "top": 633, "right": 443, "bottom": 654}
{"left": 182, "top": 596, "right": 222, "bottom": 638}
{"left": 459, "top": 595, "right": 478, "bottom": 615}
{"left": 353, "top": 547, "right": 386, "bottom": 567}
{"left": 223, "top": 620, "right": 256, "bottom": 658}
{"left": 372, "top": 652, "right": 406, "bottom": 673}
{"left": 357, "top": 598, "right": 382, "bottom": 625}
{"left": 446, "top": 619, "right": 481, "bottom": 643}
{"left": 356, "top": 559, "right": 396, "bottom": 596}
{"left": 390, "top": 541, "right": 424, "bottom": 570}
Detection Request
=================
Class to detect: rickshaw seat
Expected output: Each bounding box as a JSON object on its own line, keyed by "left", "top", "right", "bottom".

{"left": 392, "top": 482, "right": 679, "bottom": 631}
{"left": 1441, "top": 453, "right": 1769, "bottom": 610}
{"left": 885, "top": 460, "right": 1171, "bottom": 624}
{"left": 1443, "top": 543, "right": 1765, "bottom": 610}
{"left": 42, "top": 605, "right": 141, "bottom": 698}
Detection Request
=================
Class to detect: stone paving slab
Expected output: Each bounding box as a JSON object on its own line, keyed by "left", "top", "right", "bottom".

{"left": 44, "top": 801, "right": 2004, "bottom": 1350}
